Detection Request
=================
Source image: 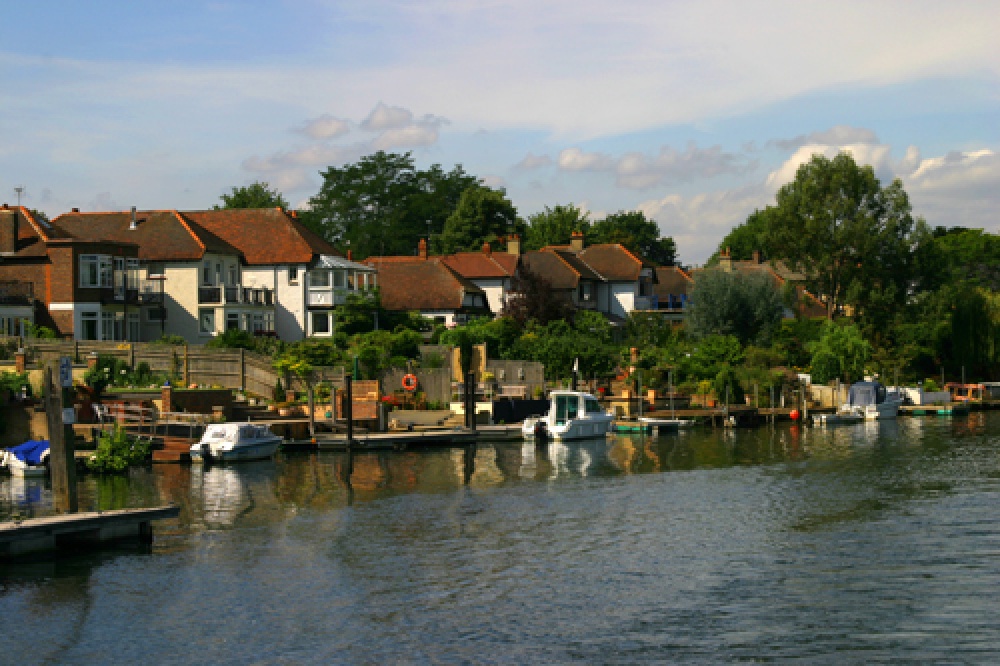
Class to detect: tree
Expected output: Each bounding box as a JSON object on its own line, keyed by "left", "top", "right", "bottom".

{"left": 304, "top": 151, "right": 481, "bottom": 259}
{"left": 687, "top": 268, "right": 784, "bottom": 346}
{"left": 437, "top": 185, "right": 521, "bottom": 254}
{"left": 590, "top": 210, "right": 677, "bottom": 265}
{"left": 502, "top": 267, "right": 575, "bottom": 326}
{"left": 714, "top": 208, "right": 774, "bottom": 262}
{"left": 524, "top": 204, "right": 590, "bottom": 250}
{"left": 215, "top": 181, "right": 288, "bottom": 210}
{"left": 808, "top": 321, "right": 872, "bottom": 384}
{"left": 763, "top": 153, "right": 920, "bottom": 322}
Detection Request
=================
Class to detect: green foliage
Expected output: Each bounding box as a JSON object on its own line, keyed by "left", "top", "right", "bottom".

{"left": 930, "top": 226, "right": 1000, "bottom": 290}
{"left": 437, "top": 185, "right": 521, "bottom": 254}
{"left": 0, "top": 371, "right": 30, "bottom": 398}
{"left": 28, "top": 324, "right": 58, "bottom": 339}
{"left": 678, "top": 334, "right": 744, "bottom": 382}
{"left": 688, "top": 268, "right": 784, "bottom": 345}
{"left": 715, "top": 209, "right": 773, "bottom": 261}
{"left": 808, "top": 321, "right": 872, "bottom": 384}
{"left": 713, "top": 366, "right": 745, "bottom": 405}
{"left": 150, "top": 334, "right": 187, "bottom": 346}
{"left": 304, "top": 151, "right": 480, "bottom": 259}
{"left": 508, "top": 318, "right": 618, "bottom": 380}
{"left": 87, "top": 426, "right": 152, "bottom": 474}
{"left": 771, "top": 318, "right": 825, "bottom": 368}
{"left": 622, "top": 312, "right": 679, "bottom": 349}
{"left": 214, "top": 181, "right": 289, "bottom": 210}
{"left": 524, "top": 204, "right": 591, "bottom": 250}
{"left": 207, "top": 329, "right": 286, "bottom": 356}
{"left": 762, "top": 152, "right": 921, "bottom": 326}
{"left": 590, "top": 210, "right": 677, "bottom": 265}
{"left": 502, "top": 266, "right": 575, "bottom": 325}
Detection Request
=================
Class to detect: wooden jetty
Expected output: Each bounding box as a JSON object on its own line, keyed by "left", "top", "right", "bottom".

{"left": 0, "top": 506, "right": 179, "bottom": 559}
{"left": 316, "top": 428, "right": 480, "bottom": 451}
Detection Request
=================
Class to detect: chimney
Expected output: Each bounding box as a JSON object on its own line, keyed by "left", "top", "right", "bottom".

{"left": 290, "top": 210, "right": 298, "bottom": 218}
{"left": 346, "top": 249, "right": 353, "bottom": 261}
{"left": 130, "top": 206, "right": 137, "bottom": 230}
{"left": 507, "top": 234, "right": 521, "bottom": 256}
{"left": 418, "top": 238, "right": 428, "bottom": 259}
{"left": 752, "top": 250, "right": 761, "bottom": 264}
{"left": 0, "top": 204, "right": 16, "bottom": 255}
{"left": 570, "top": 230, "right": 585, "bottom": 253}
{"left": 482, "top": 241, "right": 492, "bottom": 255}
{"left": 720, "top": 247, "right": 733, "bottom": 272}
{"left": 72, "top": 207, "right": 80, "bottom": 213}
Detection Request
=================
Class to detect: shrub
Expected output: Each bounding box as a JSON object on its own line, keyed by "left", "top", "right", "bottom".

{"left": 87, "top": 426, "right": 151, "bottom": 473}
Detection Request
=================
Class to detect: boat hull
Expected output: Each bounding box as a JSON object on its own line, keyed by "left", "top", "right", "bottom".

{"left": 522, "top": 416, "right": 614, "bottom": 440}
{"left": 191, "top": 435, "right": 281, "bottom": 463}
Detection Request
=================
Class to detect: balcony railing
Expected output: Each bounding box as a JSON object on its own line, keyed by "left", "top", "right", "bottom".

{"left": 0, "top": 281, "right": 33, "bottom": 305}
{"left": 102, "top": 279, "right": 164, "bottom": 305}
{"left": 200, "top": 285, "right": 273, "bottom": 306}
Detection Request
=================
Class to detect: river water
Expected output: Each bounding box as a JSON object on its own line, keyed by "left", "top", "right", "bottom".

{"left": 2, "top": 413, "right": 1000, "bottom": 664}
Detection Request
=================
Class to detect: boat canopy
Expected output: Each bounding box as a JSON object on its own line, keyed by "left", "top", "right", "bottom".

{"left": 848, "top": 381, "right": 887, "bottom": 407}
{"left": 5, "top": 440, "right": 50, "bottom": 465}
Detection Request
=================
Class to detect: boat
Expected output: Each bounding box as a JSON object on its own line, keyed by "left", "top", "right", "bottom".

{"left": 812, "top": 411, "right": 864, "bottom": 426}
{"left": 190, "top": 423, "right": 281, "bottom": 463}
{"left": 638, "top": 416, "right": 694, "bottom": 431}
{"left": 842, "top": 381, "right": 903, "bottom": 421}
{"left": 1, "top": 440, "right": 50, "bottom": 477}
{"left": 522, "top": 390, "right": 614, "bottom": 441}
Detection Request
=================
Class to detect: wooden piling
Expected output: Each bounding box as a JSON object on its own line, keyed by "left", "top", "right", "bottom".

{"left": 44, "top": 367, "right": 78, "bottom": 513}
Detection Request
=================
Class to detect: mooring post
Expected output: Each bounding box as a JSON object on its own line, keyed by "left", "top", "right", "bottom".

{"left": 45, "top": 366, "right": 78, "bottom": 513}
{"left": 307, "top": 383, "right": 315, "bottom": 437}
{"left": 466, "top": 372, "right": 476, "bottom": 431}
{"left": 345, "top": 375, "right": 354, "bottom": 448}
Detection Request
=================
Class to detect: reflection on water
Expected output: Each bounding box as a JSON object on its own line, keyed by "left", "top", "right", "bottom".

{"left": 3, "top": 413, "right": 1000, "bottom": 662}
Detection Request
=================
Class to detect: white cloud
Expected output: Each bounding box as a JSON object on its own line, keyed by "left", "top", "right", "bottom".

{"left": 361, "top": 102, "right": 414, "bottom": 131}
{"left": 617, "top": 144, "right": 755, "bottom": 190}
{"left": 558, "top": 148, "right": 615, "bottom": 172}
{"left": 481, "top": 174, "right": 506, "bottom": 189}
{"left": 372, "top": 124, "right": 441, "bottom": 150}
{"left": 515, "top": 153, "right": 553, "bottom": 170}
{"left": 904, "top": 149, "right": 1000, "bottom": 231}
{"left": 765, "top": 143, "right": 894, "bottom": 190}
{"left": 771, "top": 125, "right": 879, "bottom": 151}
{"left": 297, "top": 114, "right": 350, "bottom": 140}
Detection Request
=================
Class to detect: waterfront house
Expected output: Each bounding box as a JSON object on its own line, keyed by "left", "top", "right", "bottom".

{"left": 1, "top": 204, "right": 159, "bottom": 340}
{"left": 184, "top": 208, "right": 376, "bottom": 340}
{"left": 53, "top": 208, "right": 261, "bottom": 342}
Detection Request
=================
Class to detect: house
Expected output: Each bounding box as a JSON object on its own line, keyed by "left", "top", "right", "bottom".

{"left": 365, "top": 245, "right": 490, "bottom": 326}
{"left": 440, "top": 239, "right": 519, "bottom": 314}
{"left": 0, "top": 204, "right": 158, "bottom": 341}
{"left": 520, "top": 231, "right": 656, "bottom": 322}
{"left": 649, "top": 266, "right": 695, "bottom": 322}
{"left": 183, "top": 208, "right": 376, "bottom": 340}
{"left": 53, "top": 207, "right": 265, "bottom": 342}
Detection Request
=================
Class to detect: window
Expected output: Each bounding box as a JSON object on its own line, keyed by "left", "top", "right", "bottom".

{"left": 585, "top": 398, "right": 603, "bottom": 414}
{"left": 101, "top": 312, "right": 115, "bottom": 341}
{"left": 80, "top": 254, "right": 112, "bottom": 288}
{"left": 310, "top": 270, "right": 331, "bottom": 287}
{"left": 311, "top": 311, "right": 331, "bottom": 335}
{"left": 580, "top": 282, "right": 593, "bottom": 302}
{"left": 81, "top": 311, "right": 98, "bottom": 340}
{"left": 203, "top": 261, "right": 212, "bottom": 286}
{"left": 228, "top": 264, "right": 239, "bottom": 286}
{"left": 288, "top": 266, "right": 299, "bottom": 284}
{"left": 242, "top": 313, "right": 253, "bottom": 331}
{"left": 333, "top": 270, "right": 346, "bottom": 288}
{"left": 128, "top": 313, "right": 139, "bottom": 341}
{"left": 252, "top": 313, "right": 264, "bottom": 332}
{"left": 226, "top": 313, "right": 240, "bottom": 331}
{"left": 147, "top": 262, "right": 165, "bottom": 277}
{"left": 199, "top": 308, "right": 216, "bottom": 335}
{"left": 264, "top": 312, "right": 273, "bottom": 332}
{"left": 147, "top": 307, "right": 166, "bottom": 323}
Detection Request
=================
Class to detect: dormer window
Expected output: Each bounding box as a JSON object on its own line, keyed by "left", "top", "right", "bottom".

{"left": 288, "top": 266, "right": 299, "bottom": 284}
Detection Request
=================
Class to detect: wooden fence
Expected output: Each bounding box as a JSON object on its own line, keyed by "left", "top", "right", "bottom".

{"left": 4, "top": 338, "right": 345, "bottom": 399}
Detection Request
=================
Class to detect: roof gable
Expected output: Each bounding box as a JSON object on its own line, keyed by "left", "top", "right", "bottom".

{"left": 364, "top": 258, "right": 484, "bottom": 311}
{"left": 184, "top": 208, "right": 338, "bottom": 265}
{"left": 578, "top": 243, "right": 643, "bottom": 281}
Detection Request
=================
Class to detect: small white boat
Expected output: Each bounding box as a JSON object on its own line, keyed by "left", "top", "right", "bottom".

{"left": 843, "top": 381, "right": 903, "bottom": 420}
{"left": 522, "top": 391, "right": 614, "bottom": 441}
{"left": 191, "top": 423, "right": 281, "bottom": 463}
{"left": 1, "top": 440, "right": 50, "bottom": 477}
{"left": 813, "top": 411, "right": 864, "bottom": 427}
{"left": 637, "top": 417, "right": 696, "bottom": 432}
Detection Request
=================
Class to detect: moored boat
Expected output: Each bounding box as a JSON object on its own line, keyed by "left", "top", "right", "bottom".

{"left": 1, "top": 440, "right": 50, "bottom": 477}
{"left": 190, "top": 423, "right": 281, "bottom": 463}
{"left": 522, "top": 390, "right": 614, "bottom": 441}
{"left": 843, "top": 381, "right": 903, "bottom": 421}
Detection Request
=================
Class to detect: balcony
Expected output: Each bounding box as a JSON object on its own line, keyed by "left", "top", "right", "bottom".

{"left": 307, "top": 287, "right": 367, "bottom": 307}
{"left": 201, "top": 285, "right": 273, "bottom": 306}
{"left": 0, "top": 281, "right": 33, "bottom": 305}
{"left": 102, "top": 279, "right": 164, "bottom": 306}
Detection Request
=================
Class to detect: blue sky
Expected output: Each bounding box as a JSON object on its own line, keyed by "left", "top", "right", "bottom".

{"left": 2, "top": 0, "right": 997, "bottom": 263}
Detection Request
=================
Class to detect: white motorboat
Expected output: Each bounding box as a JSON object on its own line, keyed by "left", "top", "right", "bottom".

{"left": 812, "top": 411, "right": 864, "bottom": 426}
{"left": 842, "top": 381, "right": 903, "bottom": 420}
{"left": 1, "top": 440, "right": 50, "bottom": 477}
{"left": 191, "top": 423, "right": 281, "bottom": 463}
{"left": 522, "top": 390, "right": 614, "bottom": 441}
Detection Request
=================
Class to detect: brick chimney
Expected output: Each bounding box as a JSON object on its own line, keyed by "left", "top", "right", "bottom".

{"left": 0, "top": 204, "right": 16, "bottom": 255}
{"left": 570, "top": 230, "right": 585, "bottom": 253}
{"left": 752, "top": 250, "right": 761, "bottom": 263}
{"left": 720, "top": 247, "right": 733, "bottom": 272}
{"left": 346, "top": 249, "right": 353, "bottom": 261}
{"left": 482, "top": 241, "right": 492, "bottom": 255}
{"left": 507, "top": 234, "right": 521, "bottom": 256}
{"left": 418, "top": 238, "right": 428, "bottom": 259}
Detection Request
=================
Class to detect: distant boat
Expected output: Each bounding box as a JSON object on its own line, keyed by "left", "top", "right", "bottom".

{"left": 1, "top": 440, "right": 50, "bottom": 477}
{"left": 844, "top": 381, "right": 903, "bottom": 421}
{"left": 522, "top": 391, "right": 614, "bottom": 441}
{"left": 190, "top": 423, "right": 281, "bottom": 463}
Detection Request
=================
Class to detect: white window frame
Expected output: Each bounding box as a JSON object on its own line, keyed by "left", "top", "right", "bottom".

{"left": 199, "top": 308, "right": 216, "bottom": 335}
{"left": 310, "top": 270, "right": 331, "bottom": 288}
{"left": 310, "top": 311, "right": 332, "bottom": 336}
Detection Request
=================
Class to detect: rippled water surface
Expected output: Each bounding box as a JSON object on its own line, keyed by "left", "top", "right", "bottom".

{"left": 3, "top": 413, "right": 1000, "bottom": 663}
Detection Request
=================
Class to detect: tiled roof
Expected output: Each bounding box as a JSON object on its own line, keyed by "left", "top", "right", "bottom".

{"left": 652, "top": 267, "right": 694, "bottom": 297}
{"left": 364, "top": 257, "right": 485, "bottom": 311}
{"left": 441, "top": 249, "right": 518, "bottom": 278}
{"left": 184, "top": 208, "right": 338, "bottom": 265}
{"left": 9, "top": 207, "right": 53, "bottom": 257}
{"left": 577, "top": 244, "right": 644, "bottom": 281}
{"left": 52, "top": 210, "right": 240, "bottom": 261}
{"left": 521, "top": 251, "right": 582, "bottom": 290}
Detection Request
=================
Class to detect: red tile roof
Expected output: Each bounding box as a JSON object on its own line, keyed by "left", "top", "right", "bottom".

{"left": 364, "top": 257, "right": 485, "bottom": 311}
{"left": 521, "top": 251, "right": 583, "bottom": 290}
{"left": 52, "top": 210, "right": 240, "bottom": 261}
{"left": 441, "top": 250, "right": 518, "bottom": 278}
{"left": 653, "top": 266, "right": 694, "bottom": 298}
{"left": 184, "top": 208, "right": 338, "bottom": 265}
{"left": 577, "top": 243, "right": 644, "bottom": 281}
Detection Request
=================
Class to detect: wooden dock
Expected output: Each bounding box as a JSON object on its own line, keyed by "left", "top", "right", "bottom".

{"left": 315, "top": 429, "right": 480, "bottom": 451}
{"left": 0, "top": 506, "right": 180, "bottom": 558}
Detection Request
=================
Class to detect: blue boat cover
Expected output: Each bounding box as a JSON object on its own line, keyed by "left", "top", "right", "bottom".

{"left": 6, "top": 440, "right": 50, "bottom": 465}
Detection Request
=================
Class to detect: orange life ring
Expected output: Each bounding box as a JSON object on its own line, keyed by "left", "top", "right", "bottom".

{"left": 402, "top": 374, "right": 418, "bottom": 392}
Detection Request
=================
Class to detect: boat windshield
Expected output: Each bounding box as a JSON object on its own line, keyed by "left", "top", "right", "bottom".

{"left": 585, "top": 398, "right": 603, "bottom": 414}
{"left": 555, "top": 395, "right": 579, "bottom": 425}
